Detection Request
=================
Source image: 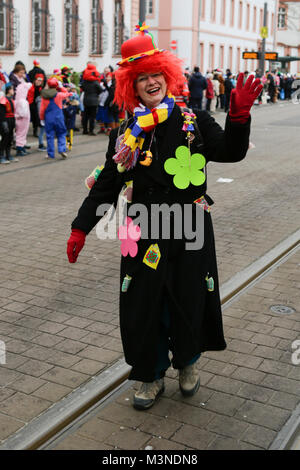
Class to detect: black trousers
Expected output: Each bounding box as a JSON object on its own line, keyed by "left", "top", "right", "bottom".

{"left": 82, "top": 106, "right": 97, "bottom": 132}
{"left": 30, "top": 103, "right": 40, "bottom": 133}
{"left": 0, "top": 118, "right": 15, "bottom": 158}
{"left": 189, "top": 97, "right": 203, "bottom": 112}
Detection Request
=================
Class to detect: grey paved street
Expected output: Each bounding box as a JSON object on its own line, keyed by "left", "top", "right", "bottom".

{"left": 0, "top": 102, "right": 299, "bottom": 448}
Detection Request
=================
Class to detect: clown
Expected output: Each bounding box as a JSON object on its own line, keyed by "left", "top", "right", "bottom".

{"left": 67, "top": 25, "right": 262, "bottom": 410}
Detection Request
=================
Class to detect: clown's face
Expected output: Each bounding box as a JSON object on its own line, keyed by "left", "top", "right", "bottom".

{"left": 135, "top": 72, "right": 167, "bottom": 109}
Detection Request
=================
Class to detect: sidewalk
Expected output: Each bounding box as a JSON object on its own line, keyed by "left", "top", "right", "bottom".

{"left": 0, "top": 102, "right": 299, "bottom": 446}
{"left": 52, "top": 249, "right": 300, "bottom": 450}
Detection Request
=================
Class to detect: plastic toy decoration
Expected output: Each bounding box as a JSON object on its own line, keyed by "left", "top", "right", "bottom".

{"left": 164, "top": 145, "right": 206, "bottom": 190}
{"left": 194, "top": 196, "right": 211, "bottom": 213}
{"left": 122, "top": 275, "right": 132, "bottom": 293}
{"left": 139, "top": 150, "right": 153, "bottom": 167}
{"left": 85, "top": 165, "right": 104, "bottom": 190}
{"left": 182, "top": 111, "right": 196, "bottom": 141}
{"left": 143, "top": 244, "right": 161, "bottom": 270}
{"left": 118, "top": 217, "right": 141, "bottom": 257}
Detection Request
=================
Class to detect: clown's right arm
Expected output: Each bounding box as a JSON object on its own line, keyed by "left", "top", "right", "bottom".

{"left": 71, "top": 129, "right": 124, "bottom": 235}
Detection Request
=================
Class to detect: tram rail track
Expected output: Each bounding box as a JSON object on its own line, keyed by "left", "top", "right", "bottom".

{"left": 1, "top": 229, "right": 299, "bottom": 451}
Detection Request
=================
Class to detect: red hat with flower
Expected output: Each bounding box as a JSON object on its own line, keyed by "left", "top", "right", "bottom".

{"left": 114, "top": 22, "right": 184, "bottom": 112}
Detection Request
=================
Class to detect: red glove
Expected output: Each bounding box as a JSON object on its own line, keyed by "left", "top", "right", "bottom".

{"left": 229, "top": 73, "right": 263, "bottom": 123}
{"left": 67, "top": 229, "right": 86, "bottom": 263}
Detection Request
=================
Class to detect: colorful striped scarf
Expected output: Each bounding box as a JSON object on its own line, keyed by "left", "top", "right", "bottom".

{"left": 113, "top": 93, "right": 175, "bottom": 172}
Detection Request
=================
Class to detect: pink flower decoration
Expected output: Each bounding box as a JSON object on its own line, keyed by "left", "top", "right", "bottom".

{"left": 118, "top": 217, "right": 141, "bottom": 257}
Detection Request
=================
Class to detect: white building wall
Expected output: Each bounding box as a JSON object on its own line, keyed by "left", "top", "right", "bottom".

{"left": 199, "top": 0, "right": 277, "bottom": 74}
{"left": 2, "top": 0, "right": 133, "bottom": 76}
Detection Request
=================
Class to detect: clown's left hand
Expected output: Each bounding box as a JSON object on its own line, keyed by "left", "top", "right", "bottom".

{"left": 229, "top": 73, "right": 263, "bottom": 123}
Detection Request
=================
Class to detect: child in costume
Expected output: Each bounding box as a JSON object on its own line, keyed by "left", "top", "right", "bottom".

{"left": 15, "top": 82, "right": 32, "bottom": 156}
{"left": 40, "top": 78, "right": 72, "bottom": 159}
{"left": 0, "top": 83, "right": 17, "bottom": 164}
{"left": 63, "top": 90, "right": 80, "bottom": 151}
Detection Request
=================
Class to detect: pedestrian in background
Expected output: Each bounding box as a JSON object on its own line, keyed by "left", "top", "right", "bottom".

{"left": 15, "top": 82, "right": 32, "bottom": 157}
{"left": 211, "top": 73, "right": 220, "bottom": 113}
{"left": 27, "top": 74, "right": 44, "bottom": 137}
{"left": 0, "top": 83, "right": 17, "bottom": 164}
{"left": 9, "top": 64, "right": 26, "bottom": 97}
{"left": 81, "top": 63, "right": 101, "bottom": 135}
{"left": 224, "top": 72, "right": 234, "bottom": 112}
{"left": 188, "top": 66, "right": 207, "bottom": 111}
{"left": 205, "top": 73, "right": 214, "bottom": 113}
{"left": 217, "top": 72, "right": 225, "bottom": 109}
{"left": 28, "top": 59, "right": 46, "bottom": 85}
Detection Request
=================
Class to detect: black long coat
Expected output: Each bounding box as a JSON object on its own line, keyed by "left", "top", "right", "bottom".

{"left": 72, "top": 106, "right": 251, "bottom": 382}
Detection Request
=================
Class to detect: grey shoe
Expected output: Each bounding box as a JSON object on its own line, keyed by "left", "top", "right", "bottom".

{"left": 60, "top": 152, "right": 68, "bottom": 159}
{"left": 133, "top": 378, "right": 165, "bottom": 410}
{"left": 179, "top": 362, "right": 200, "bottom": 397}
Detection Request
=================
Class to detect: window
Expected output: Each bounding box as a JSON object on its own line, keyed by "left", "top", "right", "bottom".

{"left": 146, "top": 0, "right": 153, "bottom": 15}
{"left": 114, "top": 0, "right": 124, "bottom": 55}
{"left": 259, "top": 8, "right": 263, "bottom": 29}
{"left": 238, "top": 1, "right": 242, "bottom": 28}
{"left": 230, "top": 0, "right": 235, "bottom": 27}
{"left": 64, "top": 0, "right": 82, "bottom": 54}
{"left": 278, "top": 7, "right": 286, "bottom": 28}
{"left": 228, "top": 45, "right": 233, "bottom": 70}
{"left": 0, "top": 0, "right": 17, "bottom": 50}
{"left": 91, "top": 0, "right": 103, "bottom": 54}
{"left": 199, "top": 42, "right": 204, "bottom": 71}
{"left": 219, "top": 45, "right": 224, "bottom": 68}
{"left": 246, "top": 4, "right": 250, "bottom": 30}
{"left": 253, "top": 6, "right": 257, "bottom": 32}
{"left": 236, "top": 47, "right": 241, "bottom": 72}
{"left": 209, "top": 43, "right": 215, "bottom": 69}
{"left": 221, "top": 0, "right": 226, "bottom": 25}
{"left": 31, "top": 0, "right": 51, "bottom": 52}
{"left": 211, "top": 0, "right": 216, "bottom": 22}
{"left": 201, "top": 0, "right": 205, "bottom": 20}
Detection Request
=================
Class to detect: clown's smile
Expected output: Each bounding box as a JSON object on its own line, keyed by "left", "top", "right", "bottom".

{"left": 136, "top": 72, "right": 167, "bottom": 109}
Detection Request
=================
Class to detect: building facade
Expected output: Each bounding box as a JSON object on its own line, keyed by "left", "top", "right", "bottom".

{"left": 0, "top": 0, "right": 139, "bottom": 74}
{"left": 277, "top": 0, "right": 300, "bottom": 72}
{"left": 0, "top": 0, "right": 299, "bottom": 76}
{"left": 146, "top": 0, "right": 300, "bottom": 74}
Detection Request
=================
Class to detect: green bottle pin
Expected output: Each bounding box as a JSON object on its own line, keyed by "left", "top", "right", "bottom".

{"left": 205, "top": 274, "right": 214, "bottom": 292}
{"left": 122, "top": 275, "right": 132, "bottom": 293}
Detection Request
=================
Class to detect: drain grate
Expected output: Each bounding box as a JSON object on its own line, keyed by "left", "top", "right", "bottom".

{"left": 270, "top": 305, "right": 295, "bottom": 315}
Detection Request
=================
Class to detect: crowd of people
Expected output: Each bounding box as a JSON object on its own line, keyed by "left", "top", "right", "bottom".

{"left": 177, "top": 66, "right": 299, "bottom": 114}
{"left": 0, "top": 57, "right": 299, "bottom": 164}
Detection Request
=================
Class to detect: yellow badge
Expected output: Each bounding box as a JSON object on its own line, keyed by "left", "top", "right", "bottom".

{"left": 143, "top": 244, "right": 161, "bottom": 270}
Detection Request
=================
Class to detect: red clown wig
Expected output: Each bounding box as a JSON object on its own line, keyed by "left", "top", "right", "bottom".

{"left": 114, "top": 28, "right": 185, "bottom": 112}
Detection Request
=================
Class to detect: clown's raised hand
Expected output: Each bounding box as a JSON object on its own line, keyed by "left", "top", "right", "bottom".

{"left": 229, "top": 73, "right": 263, "bottom": 123}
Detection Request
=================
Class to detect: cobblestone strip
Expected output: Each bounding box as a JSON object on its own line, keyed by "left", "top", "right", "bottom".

{"left": 50, "top": 250, "right": 300, "bottom": 450}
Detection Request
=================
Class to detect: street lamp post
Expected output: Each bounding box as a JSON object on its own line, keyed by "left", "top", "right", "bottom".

{"left": 259, "top": 2, "right": 268, "bottom": 76}
{"left": 139, "top": 0, "right": 146, "bottom": 23}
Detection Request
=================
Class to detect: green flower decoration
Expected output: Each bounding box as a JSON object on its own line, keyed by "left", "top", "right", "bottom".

{"left": 164, "top": 145, "right": 206, "bottom": 190}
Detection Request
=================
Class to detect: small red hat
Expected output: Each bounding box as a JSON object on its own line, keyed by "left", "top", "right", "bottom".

{"left": 117, "top": 22, "right": 163, "bottom": 66}
{"left": 47, "top": 77, "right": 59, "bottom": 89}
{"left": 33, "top": 59, "right": 40, "bottom": 66}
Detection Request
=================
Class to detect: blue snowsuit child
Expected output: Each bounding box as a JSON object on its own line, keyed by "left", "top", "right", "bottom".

{"left": 40, "top": 87, "right": 71, "bottom": 159}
